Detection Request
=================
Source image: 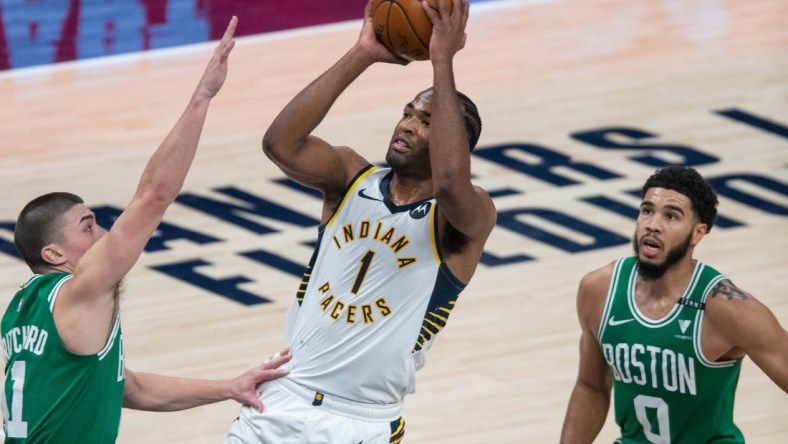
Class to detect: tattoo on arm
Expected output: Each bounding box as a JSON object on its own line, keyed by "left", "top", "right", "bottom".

{"left": 711, "top": 280, "right": 751, "bottom": 301}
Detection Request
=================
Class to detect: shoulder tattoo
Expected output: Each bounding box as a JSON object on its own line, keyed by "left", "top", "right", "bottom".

{"left": 711, "top": 279, "right": 751, "bottom": 301}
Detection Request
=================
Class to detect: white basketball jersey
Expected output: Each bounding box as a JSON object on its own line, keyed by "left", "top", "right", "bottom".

{"left": 283, "top": 166, "right": 466, "bottom": 404}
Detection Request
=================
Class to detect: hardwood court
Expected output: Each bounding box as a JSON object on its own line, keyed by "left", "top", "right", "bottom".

{"left": 1, "top": 0, "right": 786, "bottom": 442}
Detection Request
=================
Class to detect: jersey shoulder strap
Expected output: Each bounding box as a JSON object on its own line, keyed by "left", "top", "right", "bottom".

{"left": 597, "top": 256, "right": 636, "bottom": 341}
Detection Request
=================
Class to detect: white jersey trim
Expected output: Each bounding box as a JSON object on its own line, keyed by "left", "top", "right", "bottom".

{"left": 47, "top": 273, "right": 74, "bottom": 312}
{"left": 627, "top": 261, "right": 703, "bottom": 328}
{"left": 693, "top": 275, "right": 737, "bottom": 368}
{"left": 98, "top": 315, "right": 121, "bottom": 361}
{"left": 43, "top": 273, "right": 120, "bottom": 360}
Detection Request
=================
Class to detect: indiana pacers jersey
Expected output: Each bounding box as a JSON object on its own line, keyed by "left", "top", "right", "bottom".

{"left": 1, "top": 273, "right": 125, "bottom": 443}
{"left": 283, "top": 166, "right": 466, "bottom": 404}
{"left": 598, "top": 257, "right": 744, "bottom": 443}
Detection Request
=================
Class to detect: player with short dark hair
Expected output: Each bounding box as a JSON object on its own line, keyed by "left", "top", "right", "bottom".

{"left": 560, "top": 166, "right": 788, "bottom": 443}
{"left": 1, "top": 18, "right": 291, "bottom": 442}
{"left": 224, "top": 0, "right": 497, "bottom": 442}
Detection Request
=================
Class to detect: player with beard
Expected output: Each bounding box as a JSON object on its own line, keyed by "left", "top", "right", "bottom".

{"left": 224, "top": 0, "right": 496, "bottom": 442}
{"left": 560, "top": 166, "right": 788, "bottom": 443}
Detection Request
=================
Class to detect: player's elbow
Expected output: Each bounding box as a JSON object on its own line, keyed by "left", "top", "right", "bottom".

{"left": 262, "top": 129, "right": 282, "bottom": 159}
{"left": 261, "top": 128, "right": 304, "bottom": 163}
{"left": 138, "top": 187, "right": 175, "bottom": 213}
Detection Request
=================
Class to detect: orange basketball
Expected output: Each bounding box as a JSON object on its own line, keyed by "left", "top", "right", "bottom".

{"left": 371, "top": 0, "right": 452, "bottom": 61}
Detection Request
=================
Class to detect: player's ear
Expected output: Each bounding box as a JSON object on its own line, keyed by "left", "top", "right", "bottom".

{"left": 690, "top": 222, "right": 707, "bottom": 246}
{"left": 41, "top": 244, "right": 67, "bottom": 266}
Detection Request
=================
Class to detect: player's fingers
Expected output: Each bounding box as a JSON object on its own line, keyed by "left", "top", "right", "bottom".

{"left": 246, "top": 395, "right": 264, "bottom": 412}
{"left": 225, "top": 39, "right": 236, "bottom": 55}
{"left": 263, "top": 352, "right": 293, "bottom": 370}
{"left": 249, "top": 368, "right": 289, "bottom": 387}
{"left": 217, "top": 18, "right": 237, "bottom": 58}
{"left": 260, "top": 368, "right": 290, "bottom": 380}
{"left": 422, "top": 1, "right": 438, "bottom": 22}
{"left": 222, "top": 16, "right": 238, "bottom": 42}
{"left": 441, "top": 0, "right": 460, "bottom": 26}
{"left": 263, "top": 347, "right": 292, "bottom": 365}
{"left": 438, "top": 0, "right": 451, "bottom": 16}
{"left": 395, "top": 57, "right": 411, "bottom": 66}
{"left": 364, "top": 0, "right": 376, "bottom": 19}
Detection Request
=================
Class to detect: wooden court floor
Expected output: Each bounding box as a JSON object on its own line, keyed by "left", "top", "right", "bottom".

{"left": 0, "top": 0, "right": 786, "bottom": 442}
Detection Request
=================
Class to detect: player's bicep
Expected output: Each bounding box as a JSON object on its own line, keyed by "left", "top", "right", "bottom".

{"left": 575, "top": 330, "right": 613, "bottom": 392}
{"left": 729, "top": 300, "right": 788, "bottom": 391}
{"left": 708, "top": 280, "right": 788, "bottom": 391}
{"left": 574, "top": 266, "right": 615, "bottom": 391}
{"left": 747, "top": 322, "right": 788, "bottom": 393}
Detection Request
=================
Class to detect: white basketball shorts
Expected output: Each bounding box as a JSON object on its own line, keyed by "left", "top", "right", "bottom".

{"left": 224, "top": 378, "right": 405, "bottom": 444}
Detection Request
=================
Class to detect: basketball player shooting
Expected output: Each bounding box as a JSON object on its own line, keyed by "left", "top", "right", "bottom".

{"left": 224, "top": 0, "right": 497, "bottom": 442}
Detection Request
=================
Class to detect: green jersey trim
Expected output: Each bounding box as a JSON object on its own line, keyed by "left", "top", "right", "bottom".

{"left": 626, "top": 261, "right": 703, "bottom": 328}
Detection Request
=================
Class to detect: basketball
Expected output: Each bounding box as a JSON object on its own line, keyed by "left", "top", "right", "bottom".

{"left": 372, "top": 0, "right": 453, "bottom": 61}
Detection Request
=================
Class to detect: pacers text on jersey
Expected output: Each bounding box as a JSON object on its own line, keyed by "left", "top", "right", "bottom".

{"left": 317, "top": 281, "right": 392, "bottom": 325}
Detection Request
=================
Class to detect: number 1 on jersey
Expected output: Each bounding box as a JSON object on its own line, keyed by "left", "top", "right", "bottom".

{"left": 1, "top": 360, "right": 29, "bottom": 438}
{"left": 351, "top": 250, "right": 376, "bottom": 295}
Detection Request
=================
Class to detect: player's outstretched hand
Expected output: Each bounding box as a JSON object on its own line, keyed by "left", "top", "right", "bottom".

{"left": 424, "top": 0, "right": 468, "bottom": 63}
{"left": 230, "top": 347, "right": 292, "bottom": 412}
{"left": 195, "top": 16, "right": 238, "bottom": 100}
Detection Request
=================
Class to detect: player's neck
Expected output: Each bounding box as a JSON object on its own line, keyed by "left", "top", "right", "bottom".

{"left": 637, "top": 257, "right": 697, "bottom": 302}
{"left": 388, "top": 173, "right": 433, "bottom": 206}
{"left": 40, "top": 263, "right": 73, "bottom": 275}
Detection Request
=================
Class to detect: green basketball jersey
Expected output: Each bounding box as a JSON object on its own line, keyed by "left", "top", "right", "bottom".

{"left": 598, "top": 257, "right": 744, "bottom": 443}
{"left": 1, "top": 273, "right": 125, "bottom": 443}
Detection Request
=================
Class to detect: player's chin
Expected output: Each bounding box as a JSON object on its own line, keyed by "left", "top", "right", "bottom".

{"left": 385, "top": 149, "right": 407, "bottom": 165}
{"left": 637, "top": 254, "right": 664, "bottom": 268}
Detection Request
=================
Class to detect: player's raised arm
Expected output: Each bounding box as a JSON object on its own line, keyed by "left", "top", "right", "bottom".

{"left": 54, "top": 17, "right": 238, "bottom": 354}
{"left": 424, "top": 0, "right": 495, "bottom": 265}
{"left": 424, "top": 0, "right": 497, "bottom": 280}
{"left": 262, "top": 0, "right": 406, "bottom": 201}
